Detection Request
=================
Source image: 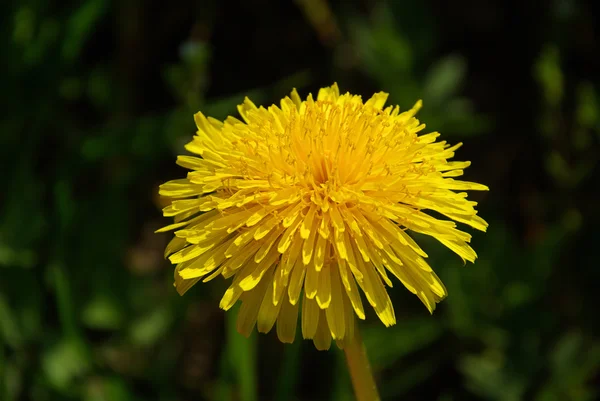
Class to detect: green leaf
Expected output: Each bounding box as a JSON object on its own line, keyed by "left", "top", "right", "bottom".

{"left": 362, "top": 318, "right": 443, "bottom": 368}
{"left": 381, "top": 358, "right": 438, "bottom": 399}
{"left": 128, "top": 305, "right": 173, "bottom": 347}
{"left": 0, "top": 292, "right": 21, "bottom": 348}
{"left": 575, "top": 82, "right": 598, "bottom": 129}
{"left": 274, "top": 338, "right": 302, "bottom": 401}
{"left": 61, "top": 0, "right": 109, "bottom": 62}
{"left": 330, "top": 350, "right": 353, "bottom": 401}
{"left": 82, "top": 294, "right": 125, "bottom": 331}
{"left": 423, "top": 54, "right": 467, "bottom": 105}
{"left": 221, "top": 305, "right": 257, "bottom": 401}
{"left": 0, "top": 357, "right": 23, "bottom": 401}
{"left": 84, "top": 376, "right": 133, "bottom": 401}
{"left": 42, "top": 338, "right": 91, "bottom": 391}
{"left": 460, "top": 354, "right": 526, "bottom": 401}
{"left": 534, "top": 45, "right": 563, "bottom": 107}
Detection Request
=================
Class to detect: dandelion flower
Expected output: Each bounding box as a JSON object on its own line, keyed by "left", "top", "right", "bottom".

{"left": 158, "top": 84, "right": 488, "bottom": 350}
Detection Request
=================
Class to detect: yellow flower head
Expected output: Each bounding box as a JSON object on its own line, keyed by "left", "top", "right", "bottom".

{"left": 158, "top": 84, "right": 488, "bottom": 350}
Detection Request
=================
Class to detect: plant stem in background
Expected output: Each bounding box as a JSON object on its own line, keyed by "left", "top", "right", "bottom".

{"left": 344, "top": 323, "right": 381, "bottom": 401}
{"left": 274, "top": 338, "right": 302, "bottom": 401}
{"left": 226, "top": 306, "right": 257, "bottom": 401}
{"left": 52, "top": 262, "right": 79, "bottom": 340}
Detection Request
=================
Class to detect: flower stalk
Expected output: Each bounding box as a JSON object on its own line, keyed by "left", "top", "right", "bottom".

{"left": 344, "top": 322, "right": 380, "bottom": 401}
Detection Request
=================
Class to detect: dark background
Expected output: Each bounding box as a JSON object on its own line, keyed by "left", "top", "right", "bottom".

{"left": 1, "top": 1, "right": 599, "bottom": 400}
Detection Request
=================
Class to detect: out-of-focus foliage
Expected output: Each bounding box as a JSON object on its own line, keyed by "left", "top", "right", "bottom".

{"left": 1, "top": 1, "right": 599, "bottom": 401}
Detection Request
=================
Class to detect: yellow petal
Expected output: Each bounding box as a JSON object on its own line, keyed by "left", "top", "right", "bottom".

{"left": 239, "top": 247, "right": 279, "bottom": 291}
{"left": 159, "top": 179, "right": 204, "bottom": 198}
{"left": 382, "top": 256, "right": 418, "bottom": 295}
{"left": 288, "top": 256, "right": 306, "bottom": 305}
{"left": 329, "top": 207, "right": 345, "bottom": 233}
{"left": 316, "top": 83, "right": 339, "bottom": 102}
{"left": 225, "top": 226, "right": 260, "bottom": 257}
{"left": 237, "top": 97, "right": 258, "bottom": 123}
{"left": 276, "top": 296, "right": 299, "bottom": 343}
{"left": 340, "top": 260, "right": 365, "bottom": 320}
{"left": 356, "top": 256, "right": 396, "bottom": 327}
{"left": 325, "top": 266, "right": 345, "bottom": 340}
{"left": 253, "top": 215, "right": 280, "bottom": 240}
{"left": 300, "top": 204, "right": 317, "bottom": 239}
{"left": 272, "top": 262, "right": 289, "bottom": 306}
{"left": 301, "top": 294, "right": 319, "bottom": 339}
{"left": 302, "top": 223, "right": 318, "bottom": 265}
{"left": 220, "top": 284, "right": 243, "bottom": 310}
{"left": 313, "top": 234, "right": 327, "bottom": 271}
{"left": 289, "top": 88, "right": 302, "bottom": 108}
{"left": 174, "top": 272, "right": 200, "bottom": 296}
{"left": 164, "top": 236, "right": 186, "bottom": 258}
{"left": 176, "top": 155, "right": 212, "bottom": 170}
{"left": 315, "top": 265, "right": 331, "bottom": 309}
{"left": 312, "top": 310, "right": 332, "bottom": 351}
{"left": 364, "top": 91, "right": 389, "bottom": 110}
{"left": 304, "top": 260, "right": 318, "bottom": 299}
{"left": 236, "top": 279, "right": 269, "bottom": 337}
{"left": 155, "top": 221, "right": 190, "bottom": 233}
{"left": 342, "top": 290, "right": 355, "bottom": 342}
{"left": 221, "top": 240, "right": 262, "bottom": 277}
{"left": 437, "top": 237, "right": 477, "bottom": 263}
{"left": 257, "top": 274, "right": 283, "bottom": 333}
{"left": 283, "top": 203, "right": 306, "bottom": 227}
{"left": 277, "top": 216, "right": 302, "bottom": 253}
{"left": 281, "top": 232, "right": 303, "bottom": 276}
{"left": 254, "top": 228, "right": 283, "bottom": 263}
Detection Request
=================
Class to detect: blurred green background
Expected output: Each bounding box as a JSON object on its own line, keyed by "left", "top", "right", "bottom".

{"left": 1, "top": 0, "right": 599, "bottom": 400}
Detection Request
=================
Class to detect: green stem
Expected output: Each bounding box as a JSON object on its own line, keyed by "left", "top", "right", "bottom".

{"left": 52, "top": 262, "right": 79, "bottom": 339}
{"left": 274, "top": 338, "right": 301, "bottom": 401}
{"left": 226, "top": 306, "right": 257, "bottom": 401}
{"left": 0, "top": 330, "right": 5, "bottom": 401}
{"left": 343, "top": 322, "right": 380, "bottom": 401}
